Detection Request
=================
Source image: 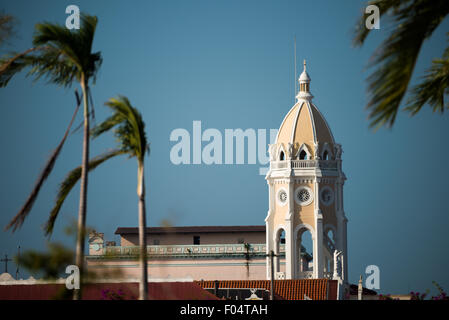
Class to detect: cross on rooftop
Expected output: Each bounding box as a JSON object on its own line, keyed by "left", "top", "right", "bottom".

{"left": 1, "top": 254, "right": 12, "bottom": 274}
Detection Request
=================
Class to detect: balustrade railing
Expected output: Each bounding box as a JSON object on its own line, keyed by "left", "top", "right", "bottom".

{"left": 297, "top": 271, "right": 314, "bottom": 279}
{"left": 270, "top": 160, "right": 338, "bottom": 170}
{"left": 101, "top": 243, "right": 274, "bottom": 257}
{"left": 296, "top": 271, "right": 333, "bottom": 280}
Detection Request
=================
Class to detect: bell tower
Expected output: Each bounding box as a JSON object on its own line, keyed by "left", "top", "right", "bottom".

{"left": 265, "top": 61, "right": 348, "bottom": 282}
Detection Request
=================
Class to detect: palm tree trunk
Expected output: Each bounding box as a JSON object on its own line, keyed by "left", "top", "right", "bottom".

{"left": 137, "top": 161, "right": 148, "bottom": 300}
{"left": 74, "top": 75, "right": 90, "bottom": 300}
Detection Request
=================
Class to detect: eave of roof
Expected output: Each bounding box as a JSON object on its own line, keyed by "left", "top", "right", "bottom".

{"left": 115, "top": 225, "right": 266, "bottom": 235}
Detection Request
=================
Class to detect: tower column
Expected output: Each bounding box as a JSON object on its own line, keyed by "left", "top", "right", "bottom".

{"left": 313, "top": 178, "right": 324, "bottom": 278}
{"left": 285, "top": 222, "right": 294, "bottom": 279}
{"left": 314, "top": 211, "right": 324, "bottom": 278}
{"left": 266, "top": 219, "right": 272, "bottom": 280}
{"left": 285, "top": 178, "right": 294, "bottom": 279}
{"left": 265, "top": 181, "right": 275, "bottom": 280}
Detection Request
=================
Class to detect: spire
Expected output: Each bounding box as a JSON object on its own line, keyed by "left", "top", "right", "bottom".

{"left": 299, "top": 60, "right": 311, "bottom": 83}
{"left": 296, "top": 59, "right": 313, "bottom": 101}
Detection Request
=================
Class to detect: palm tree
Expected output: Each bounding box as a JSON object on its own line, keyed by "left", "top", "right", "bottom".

{"left": 44, "top": 96, "right": 150, "bottom": 300}
{"left": 0, "top": 14, "right": 102, "bottom": 299}
{"left": 354, "top": 0, "right": 449, "bottom": 129}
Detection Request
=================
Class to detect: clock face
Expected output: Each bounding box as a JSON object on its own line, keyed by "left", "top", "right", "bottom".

{"left": 279, "top": 191, "right": 287, "bottom": 203}
{"left": 295, "top": 187, "right": 313, "bottom": 206}
{"left": 320, "top": 187, "right": 334, "bottom": 206}
{"left": 277, "top": 189, "right": 288, "bottom": 205}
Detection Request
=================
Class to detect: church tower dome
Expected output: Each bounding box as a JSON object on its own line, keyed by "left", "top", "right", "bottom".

{"left": 265, "top": 60, "right": 348, "bottom": 290}
{"left": 275, "top": 60, "right": 335, "bottom": 161}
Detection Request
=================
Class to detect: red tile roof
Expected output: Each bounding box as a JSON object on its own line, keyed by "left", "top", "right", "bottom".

{"left": 115, "top": 225, "right": 266, "bottom": 235}
{"left": 0, "top": 280, "right": 338, "bottom": 300}
{"left": 196, "top": 279, "right": 337, "bottom": 300}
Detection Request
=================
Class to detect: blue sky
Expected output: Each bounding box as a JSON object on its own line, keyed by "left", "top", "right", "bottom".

{"left": 1, "top": 0, "right": 448, "bottom": 295}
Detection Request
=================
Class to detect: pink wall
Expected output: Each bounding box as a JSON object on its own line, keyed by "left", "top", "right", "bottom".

{"left": 87, "top": 257, "right": 286, "bottom": 281}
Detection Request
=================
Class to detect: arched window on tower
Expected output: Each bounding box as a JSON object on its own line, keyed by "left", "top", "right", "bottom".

{"left": 326, "top": 229, "right": 335, "bottom": 245}
{"left": 322, "top": 150, "right": 328, "bottom": 160}
{"left": 299, "top": 150, "right": 307, "bottom": 160}
{"left": 280, "top": 151, "right": 285, "bottom": 161}
{"left": 296, "top": 229, "right": 313, "bottom": 276}
{"left": 325, "top": 229, "right": 336, "bottom": 274}
{"left": 275, "top": 229, "right": 286, "bottom": 276}
{"left": 280, "top": 230, "right": 286, "bottom": 244}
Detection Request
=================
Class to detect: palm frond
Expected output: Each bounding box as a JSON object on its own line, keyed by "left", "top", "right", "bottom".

{"left": 0, "top": 47, "right": 44, "bottom": 87}
{"left": 27, "top": 46, "right": 79, "bottom": 87}
{"left": 5, "top": 91, "right": 82, "bottom": 232}
{"left": 91, "top": 112, "right": 123, "bottom": 138}
{"left": 405, "top": 42, "right": 449, "bottom": 115}
{"left": 94, "top": 96, "right": 149, "bottom": 161}
{"left": 354, "top": 0, "right": 449, "bottom": 129}
{"left": 353, "top": 0, "right": 408, "bottom": 47}
{"left": 0, "top": 13, "right": 101, "bottom": 88}
{"left": 33, "top": 14, "right": 101, "bottom": 79}
{"left": 33, "top": 22, "right": 81, "bottom": 68}
{"left": 44, "top": 149, "right": 125, "bottom": 236}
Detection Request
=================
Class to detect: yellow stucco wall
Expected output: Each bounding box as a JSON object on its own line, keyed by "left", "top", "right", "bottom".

{"left": 293, "top": 182, "right": 315, "bottom": 229}
{"left": 273, "top": 183, "right": 289, "bottom": 228}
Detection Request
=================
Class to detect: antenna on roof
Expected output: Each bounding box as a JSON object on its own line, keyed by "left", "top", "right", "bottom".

{"left": 294, "top": 35, "right": 297, "bottom": 102}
